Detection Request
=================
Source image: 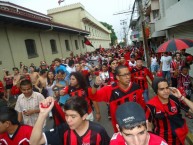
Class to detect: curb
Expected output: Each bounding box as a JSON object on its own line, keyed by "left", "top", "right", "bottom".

{"left": 186, "top": 132, "right": 193, "bottom": 144}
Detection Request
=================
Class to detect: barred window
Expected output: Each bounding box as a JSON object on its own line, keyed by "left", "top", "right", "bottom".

{"left": 50, "top": 39, "right": 58, "bottom": 54}
{"left": 65, "top": 40, "right": 70, "bottom": 51}
{"left": 75, "top": 40, "right": 79, "bottom": 50}
{"left": 25, "top": 39, "right": 38, "bottom": 58}
{"left": 82, "top": 40, "right": 85, "bottom": 49}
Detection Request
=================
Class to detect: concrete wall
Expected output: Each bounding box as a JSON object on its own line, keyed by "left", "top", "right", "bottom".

{"left": 48, "top": 8, "right": 82, "bottom": 29}
{"left": 0, "top": 25, "right": 87, "bottom": 79}
{"left": 151, "top": 0, "right": 159, "bottom": 10}
{"left": 0, "top": 25, "right": 15, "bottom": 72}
{"left": 155, "top": 0, "right": 193, "bottom": 31}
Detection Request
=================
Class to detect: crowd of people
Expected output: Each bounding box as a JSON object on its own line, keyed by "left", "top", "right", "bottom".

{"left": 0, "top": 46, "right": 193, "bottom": 145}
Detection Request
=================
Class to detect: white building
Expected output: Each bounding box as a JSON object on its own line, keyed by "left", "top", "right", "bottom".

{"left": 47, "top": 3, "right": 111, "bottom": 51}
{"left": 0, "top": 1, "right": 111, "bottom": 79}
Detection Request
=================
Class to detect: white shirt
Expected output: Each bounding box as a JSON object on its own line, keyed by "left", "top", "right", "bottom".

{"left": 160, "top": 55, "right": 172, "bottom": 71}
{"left": 151, "top": 57, "right": 158, "bottom": 65}
{"left": 90, "top": 55, "right": 99, "bottom": 66}
{"left": 66, "top": 65, "right": 76, "bottom": 73}
{"left": 129, "top": 61, "right": 136, "bottom": 67}
{"left": 15, "top": 92, "right": 44, "bottom": 126}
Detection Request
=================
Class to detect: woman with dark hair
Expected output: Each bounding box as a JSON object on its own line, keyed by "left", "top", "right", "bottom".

{"left": 46, "top": 70, "right": 55, "bottom": 97}
{"left": 46, "top": 70, "right": 55, "bottom": 118}
{"left": 100, "top": 59, "right": 119, "bottom": 119}
{"left": 98, "top": 62, "right": 109, "bottom": 87}
{"left": 108, "top": 59, "right": 119, "bottom": 85}
{"left": 60, "top": 72, "right": 101, "bottom": 121}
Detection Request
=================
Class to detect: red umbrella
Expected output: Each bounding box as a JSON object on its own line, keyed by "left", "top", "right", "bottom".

{"left": 157, "top": 38, "right": 193, "bottom": 53}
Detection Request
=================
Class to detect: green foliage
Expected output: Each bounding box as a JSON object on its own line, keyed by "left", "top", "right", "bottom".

{"left": 100, "top": 22, "right": 117, "bottom": 46}
{"left": 119, "top": 41, "right": 125, "bottom": 47}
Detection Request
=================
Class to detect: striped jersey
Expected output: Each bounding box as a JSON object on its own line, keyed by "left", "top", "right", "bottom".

{"left": 45, "top": 121, "right": 110, "bottom": 145}
{"left": 146, "top": 95, "right": 189, "bottom": 145}
{"left": 89, "top": 82, "right": 145, "bottom": 132}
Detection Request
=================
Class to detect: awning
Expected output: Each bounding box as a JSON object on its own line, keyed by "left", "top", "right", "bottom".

{"left": 151, "top": 31, "right": 166, "bottom": 38}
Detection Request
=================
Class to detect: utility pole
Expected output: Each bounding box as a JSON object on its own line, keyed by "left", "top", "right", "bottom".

{"left": 120, "top": 19, "right": 128, "bottom": 46}
{"left": 137, "top": 0, "right": 151, "bottom": 68}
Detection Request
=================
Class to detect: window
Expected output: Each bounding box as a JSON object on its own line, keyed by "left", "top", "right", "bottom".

{"left": 82, "top": 40, "right": 85, "bottom": 49}
{"left": 50, "top": 39, "right": 58, "bottom": 54}
{"left": 65, "top": 40, "right": 70, "bottom": 51}
{"left": 152, "top": 10, "right": 159, "bottom": 20}
{"left": 25, "top": 39, "right": 38, "bottom": 58}
{"left": 75, "top": 40, "right": 79, "bottom": 50}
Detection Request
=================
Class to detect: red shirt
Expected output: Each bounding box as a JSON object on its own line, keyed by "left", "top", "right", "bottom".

{"left": 81, "top": 70, "right": 90, "bottom": 77}
{"left": 108, "top": 72, "right": 117, "bottom": 85}
{"left": 45, "top": 121, "right": 110, "bottom": 145}
{"left": 170, "top": 60, "right": 185, "bottom": 78}
{"left": 0, "top": 125, "right": 32, "bottom": 145}
{"left": 3, "top": 77, "right": 13, "bottom": 86}
{"left": 146, "top": 95, "right": 189, "bottom": 145}
{"left": 110, "top": 132, "right": 168, "bottom": 145}
{"left": 131, "top": 66, "right": 153, "bottom": 90}
{"left": 89, "top": 82, "right": 145, "bottom": 132}
{"left": 63, "top": 86, "right": 94, "bottom": 114}
{"left": 124, "top": 52, "right": 131, "bottom": 61}
{"left": 177, "top": 73, "right": 192, "bottom": 95}
{"left": 0, "top": 81, "right": 4, "bottom": 93}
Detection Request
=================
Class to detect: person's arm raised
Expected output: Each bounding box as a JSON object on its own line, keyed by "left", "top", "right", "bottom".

{"left": 91, "top": 76, "right": 102, "bottom": 95}
{"left": 170, "top": 87, "right": 193, "bottom": 113}
{"left": 29, "top": 97, "right": 54, "bottom": 145}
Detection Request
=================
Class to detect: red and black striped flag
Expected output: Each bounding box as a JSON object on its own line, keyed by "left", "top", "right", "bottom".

{"left": 84, "top": 37, "right": 94, "bottom": 47}
{"left": 58, "top": 0, "right": 64, "bottom": 5}
{"left": 52, "top": 101, "right": 66, "bottom": 126}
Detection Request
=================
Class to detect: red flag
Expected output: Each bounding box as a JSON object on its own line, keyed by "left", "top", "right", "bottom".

{"left": 52, "top": 101, "right": 66, "bottom": 126}
{"left": 58, "top": 0, "right": 64, "bottom": 5}
{"left": 84, "top": 37, "right": 94, "bottom": 47}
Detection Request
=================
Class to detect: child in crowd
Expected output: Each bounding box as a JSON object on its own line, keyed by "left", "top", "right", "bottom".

{"left": 53, "top": 70, "right": 69, "bottom": 106}
{"left": 178, "top": 66, "right": 193, "bottom": 119}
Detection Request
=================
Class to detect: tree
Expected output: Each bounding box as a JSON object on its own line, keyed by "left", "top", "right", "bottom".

{"left": 100, "top": 22, "right": 117, "bottom": 46}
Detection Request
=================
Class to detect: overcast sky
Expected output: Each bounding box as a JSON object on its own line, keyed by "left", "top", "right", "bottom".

{"left": 8, "top": 0, "right": 135, "bottom": 40}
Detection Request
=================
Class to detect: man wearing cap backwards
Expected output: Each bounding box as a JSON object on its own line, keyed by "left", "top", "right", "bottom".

{"left": 146, "top": 77, "right": 193, "bottom": 145}
{"left": 110, "top": 102, "right": 167, "bottom": 145}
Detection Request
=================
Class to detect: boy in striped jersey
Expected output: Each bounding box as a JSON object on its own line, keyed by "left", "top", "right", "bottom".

{"left": 30, "top": 96, "right": 110, "bottom": 145}
{"left": 146, "top": 77, "right": 193, "bottom": 145}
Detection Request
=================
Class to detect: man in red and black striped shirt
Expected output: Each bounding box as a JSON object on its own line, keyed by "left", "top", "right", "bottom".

{"left": 30, "top": 96, "right": 110, "bottom": 145}
{"left": 146, "top": 77, "right": 193, "bottom": 145}
{"left": 130, "top": 58, "right": 154, "bottom": 102}
{"left": 91, "top": 65, "right": 146, "bottom": 132}
{"left": 170, "top": 52, "right": 185, "bottom": 87}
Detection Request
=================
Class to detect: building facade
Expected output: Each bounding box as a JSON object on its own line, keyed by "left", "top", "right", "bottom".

{"left": 47, "top": 3, "right": 111, "bottom": 51}
{"left": 0, "top": 1, "right": 110, "bottom": 79}
{"left": 130, "top": 0, "right": 193, "bottom": 75}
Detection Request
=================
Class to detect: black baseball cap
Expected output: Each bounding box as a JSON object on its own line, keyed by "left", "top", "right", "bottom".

{"left": 116, "top": 102, "right": 146, "bottom": 127}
